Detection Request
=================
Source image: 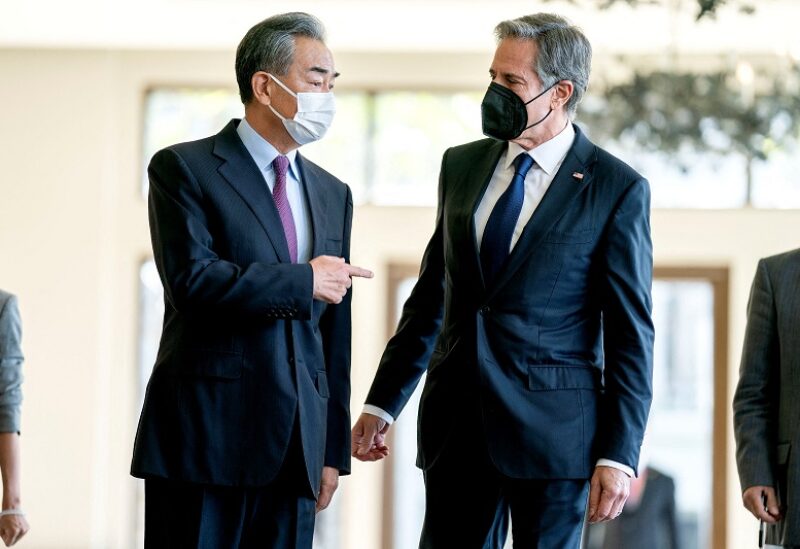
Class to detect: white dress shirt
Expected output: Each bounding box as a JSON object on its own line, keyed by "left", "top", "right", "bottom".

{"left": 236, "top": 118, "right": 313, "bottom": 263}
{"left": 474, "top": 122, "right": 575, "bottom": 251}
{"left": 365, "top": 123, "right": 634, "bottom": 478}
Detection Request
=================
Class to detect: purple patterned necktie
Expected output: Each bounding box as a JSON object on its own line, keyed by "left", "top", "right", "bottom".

{"left": 271, "top": 155, "right": 298, "bottom": 263}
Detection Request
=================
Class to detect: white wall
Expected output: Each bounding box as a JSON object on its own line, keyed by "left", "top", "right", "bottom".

{"left": 1, "top": 45, "right": 798, "bottom": 548}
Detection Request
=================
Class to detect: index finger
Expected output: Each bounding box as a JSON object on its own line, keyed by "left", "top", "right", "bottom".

{"left": 346, "top": 264, "right": 374, "bottom": 278}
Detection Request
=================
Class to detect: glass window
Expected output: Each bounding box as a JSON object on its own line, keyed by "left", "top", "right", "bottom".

{"left": 140, "top": 87, "right": 482, "bottom": 206}
{"left": 142, "top": 73, "right": 800, "bottom": 209}
{"left": 387, "top": 275, "right": 426, "bottom": 549}
{"left": 588, "top": 141, "right": 750, "bottom": 209}
{"left": 134, "top": 259, "right": 164, "bottom": 548}
{"left": 370, "top": 92, "right": 483, "bottom": 205}
{"left": 301, "top": 92, "right": 370, "bottom": 201}
{"left": 646, "top": 280, "right": 715, "bottom": 548}
{"left": 584, "top": 279, "right": 717, "bottom": 549}
{"left": 137, "top": 260, "right": 163, "bottom": 401}
{"left": 751, "top": 148, "right": 800, "bottom": 208}
{"left": 141, "top": 88, "right": 244, "bottom": 196}
{"left": 388, "top": 272, "right": 722, "bottom": 549}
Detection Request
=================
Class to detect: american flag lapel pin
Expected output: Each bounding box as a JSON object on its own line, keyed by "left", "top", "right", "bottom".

{"left": 572, "top": 172, "right": 584, "bottom": 180}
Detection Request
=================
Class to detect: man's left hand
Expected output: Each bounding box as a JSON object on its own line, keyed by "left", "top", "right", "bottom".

{"left": 587, "top": 465, "right": 630, "bottom": 523}
{"left": 316, "top": 466, "right": 339, "bottom": 513}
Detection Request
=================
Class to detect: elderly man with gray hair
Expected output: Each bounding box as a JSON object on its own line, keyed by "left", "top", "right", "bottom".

{"left": 352, "top": 13, "right": 654, "bottom": 548}
{"left": 131, "top": 12, "right": 371, "bottom": 548}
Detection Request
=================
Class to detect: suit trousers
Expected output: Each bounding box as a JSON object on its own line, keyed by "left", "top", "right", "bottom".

{"left": 144, "top": 421, "right": 316, "bottom": 549}
{"left": 419, "top": 403, "right": 589, "bottom": 549}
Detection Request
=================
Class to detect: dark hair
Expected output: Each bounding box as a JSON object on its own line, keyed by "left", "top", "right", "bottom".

{"left": 235, "top": 12, "right": 326, "bottom": 104}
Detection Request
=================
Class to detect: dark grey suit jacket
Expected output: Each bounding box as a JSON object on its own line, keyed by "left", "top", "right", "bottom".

{"left": 0, "top": 290, "right": 23, "bottom": 433}
{"left": 734, "top": 248, "right": 800, "bottom": 546}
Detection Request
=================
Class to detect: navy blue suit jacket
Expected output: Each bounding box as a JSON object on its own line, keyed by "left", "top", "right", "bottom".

{"left": 366, "top": 125, "right": 654, "bottom": 479}
{"left": 131, "top": 120, "right": 353, "bottom": 494}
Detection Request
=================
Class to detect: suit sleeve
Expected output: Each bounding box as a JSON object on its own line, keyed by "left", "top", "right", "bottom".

{"left": 0, "top": 296, "right": 23, "bottom": 433}
{"left": 320, "top": 186, "right": 353, "bottom": 474}
{"left": 148, "top": 148, "right": 313, "bottom": 318}
{"left": 596, "top": 177, "right": 655, "bottom": 473}
{"left": 733, "top": 259, "right": 779, "bottom": 490}
{"left": 363, "top": 150, "right": 449, "bottom": 419}
{"left": 665, "top": 475, "right": 679, "bottom": 549}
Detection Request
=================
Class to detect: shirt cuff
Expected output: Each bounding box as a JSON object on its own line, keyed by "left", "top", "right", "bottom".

{"left": 596, "top": 459, "right": 634, "bottom": 478}
{"left": 362, "top": 405, "right": 395, "bottom": 425}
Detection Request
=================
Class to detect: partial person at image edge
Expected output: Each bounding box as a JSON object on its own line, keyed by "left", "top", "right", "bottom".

{"left": 0, "top": 290, "right": 29, "bottom": 546}
{"left": 734, "top": 248, "right": 800, "bottom": 548}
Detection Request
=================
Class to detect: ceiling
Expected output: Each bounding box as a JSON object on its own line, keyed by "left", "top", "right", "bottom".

{"left": 0, "top": 0, "right": 796, "bottom": 57}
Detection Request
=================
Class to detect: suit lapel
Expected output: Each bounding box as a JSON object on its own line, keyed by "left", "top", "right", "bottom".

{"left": 460, "top": 140, "right": 506, "bottom": 290}
{"left": 485, "top": 125, "right": 597, "bottom": 301}
{"left": 296, "top": 154, "right": 329, "bottom": 258}
{"left": 213, "top": 120, "right": 291, "bottom": 263}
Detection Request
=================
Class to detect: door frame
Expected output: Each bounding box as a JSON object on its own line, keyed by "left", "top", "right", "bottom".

{"left": 654, "top": 266, "right": 729, "bottom": 549}
{"left": 380, "top": 264, "right": 730, "bottom": 549}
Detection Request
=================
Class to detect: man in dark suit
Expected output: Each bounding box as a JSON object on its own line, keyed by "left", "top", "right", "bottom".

{"left": 734, "top": 248, "right": 800, "bottom": 548}
{"left": 130, "top": 12, "right": 372, "bottom": 548}
{"left": 352, "top": 13, "right": 654, "bottom": 548}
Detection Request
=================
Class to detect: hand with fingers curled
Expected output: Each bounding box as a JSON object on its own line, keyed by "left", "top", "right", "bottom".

{"left": 351, "top": 413, "right": 390, "bottom": 462}
{"left": 0, "top": 511, "right": 29, "bottom": 547}
{"left": 743, "top": 485, "right": 782, "bottom": 524}
{"left": 310, "top": 255, "right": 373, "bottom": 305}
{"left": 587, "top": 466, "right": 631, "bottom": 523}
{"left": 315, "top": 466, "right": 340, "bottom": 514}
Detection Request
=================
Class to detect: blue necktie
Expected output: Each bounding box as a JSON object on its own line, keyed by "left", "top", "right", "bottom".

{"left": 480, "top": 153, "right": 535, "bottom": 283}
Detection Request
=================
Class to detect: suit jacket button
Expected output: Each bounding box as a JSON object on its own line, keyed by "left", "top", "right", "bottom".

{"left": 480, "top": 306, "right": 491, "bottom": 315}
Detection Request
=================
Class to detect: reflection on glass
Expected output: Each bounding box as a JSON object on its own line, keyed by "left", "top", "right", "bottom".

{"left": 648, "top": 280, "right": 714, "bottom": 549}
{"left": 390, "top": 277, "right": 716, "bottom": 549}
{"left": 584, "top": 280, "right": 714, "bottom": 549}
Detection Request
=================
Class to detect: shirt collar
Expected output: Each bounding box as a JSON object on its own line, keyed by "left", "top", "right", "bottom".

{"left": 236, "top": 117, "right": 299, "bottom": 179}
{"left": 503, "top": 122, "right": 575, "bottom": 176}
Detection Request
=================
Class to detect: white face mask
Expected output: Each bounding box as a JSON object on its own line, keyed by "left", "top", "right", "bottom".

{"left": 267, "top": 73, "right": 336, "bottom": 145}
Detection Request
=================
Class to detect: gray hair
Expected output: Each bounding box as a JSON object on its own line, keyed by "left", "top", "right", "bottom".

{"left": 495, "top": 13, "right": 592, "bottom": 117}
{"left": 235, "top": 12, "right": 326, "bottom": 104}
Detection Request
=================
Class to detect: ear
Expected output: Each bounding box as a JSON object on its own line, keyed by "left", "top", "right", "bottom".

{"left": 251, "top": 71, "right": 272, "bottom": 106}
{"left": 552, "top": 80, "right": 574, "bottom": 111}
